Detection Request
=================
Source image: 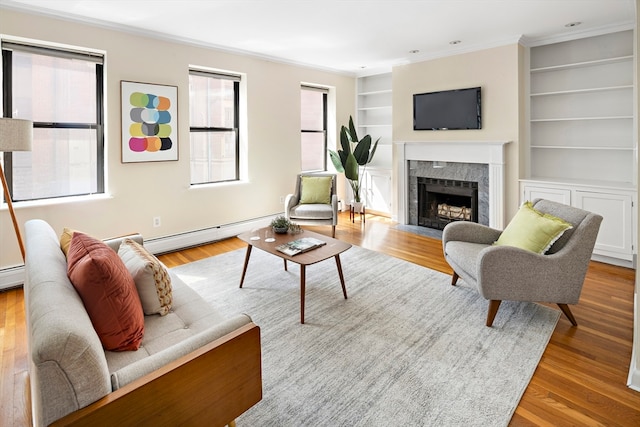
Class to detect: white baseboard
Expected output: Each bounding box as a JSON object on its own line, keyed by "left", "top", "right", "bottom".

{"left": 0, "top": 265, "right": 26, "bottom": 291}
{"left": 0, "top": 215, "right": 276, "bottom": 291}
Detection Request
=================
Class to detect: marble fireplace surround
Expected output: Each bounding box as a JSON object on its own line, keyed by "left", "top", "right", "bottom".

{"left": 394, "top": 141, "right": 511, "bottom": 229}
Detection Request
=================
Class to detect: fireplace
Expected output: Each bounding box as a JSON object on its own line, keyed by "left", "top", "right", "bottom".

{"left": 395, "top": 141, "right": 510, "bottom": 229}
{"left": 418, "top": 177, "right": 478, "bottom": 230}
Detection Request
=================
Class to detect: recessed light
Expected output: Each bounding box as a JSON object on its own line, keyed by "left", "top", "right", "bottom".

{"left": 449, "top": 40, "right": 461, "bottom": 45}
{"left": 565, "top": 21, "right": 582, "bottom": 27}
{"left": 409, "top": 49, "right": 420, "bottom": 54}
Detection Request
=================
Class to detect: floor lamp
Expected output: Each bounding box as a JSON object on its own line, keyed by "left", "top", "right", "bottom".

{"left": 0, "top": 118, "right": 33, "bottom": 262}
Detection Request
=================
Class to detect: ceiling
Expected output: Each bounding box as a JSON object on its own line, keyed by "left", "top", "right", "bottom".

{"left": 1, "top": 0, "right": 636, "bottom": 75}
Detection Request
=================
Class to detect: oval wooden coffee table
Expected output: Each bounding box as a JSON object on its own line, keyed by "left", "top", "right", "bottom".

{"left": 237, "top": 228, "right": 351, "bottom": 324}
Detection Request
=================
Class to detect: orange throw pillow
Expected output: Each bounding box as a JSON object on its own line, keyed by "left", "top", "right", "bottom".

{"left": 67, "top": 232, "right": 144, "bottom": 351}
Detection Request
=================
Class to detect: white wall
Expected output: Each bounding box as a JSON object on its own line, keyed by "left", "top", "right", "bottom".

{"left": 0, "top": 9, "right": 355, "bottom": 269}
{"left": 391, "top": 44, "right": 524, "bottom": 220}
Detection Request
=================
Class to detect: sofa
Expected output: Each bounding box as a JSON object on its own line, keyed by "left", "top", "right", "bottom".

{"left": 24, "top": 219, "right": 262, "bottom": 426}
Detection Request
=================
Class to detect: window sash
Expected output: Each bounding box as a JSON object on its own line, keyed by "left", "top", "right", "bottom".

{"left": 189, "top": 70, "right": 240, "bottom": 184}
{"left": 2, "top": 42, "right": 104, "bottom": 202}
{"left": 301, "top": 87, "right": 327, "bottom": 172}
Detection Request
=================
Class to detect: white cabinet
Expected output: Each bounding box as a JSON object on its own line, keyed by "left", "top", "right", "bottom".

{"left": 574, "top": 191, "right": 633, "bottom": 261}
{"left": 362, "top": 168, "right": 392, "bottom": 214}
{"left": 523, "top": 185, "right": 570, "bottom": 205}
{"left": 521, "top": 181, "right": 635, "bottom": 266}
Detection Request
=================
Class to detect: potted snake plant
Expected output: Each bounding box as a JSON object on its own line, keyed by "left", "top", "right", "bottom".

{"left": 328, "top": 116, "right": 380, "bottom": 211}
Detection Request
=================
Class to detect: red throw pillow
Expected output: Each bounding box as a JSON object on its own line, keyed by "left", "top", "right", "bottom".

{"left": 67, "top": 232, "right": 144, "bottom": 351}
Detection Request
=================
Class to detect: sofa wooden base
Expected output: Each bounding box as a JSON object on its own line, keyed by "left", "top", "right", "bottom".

{"left": 49, "top": 323, "right": 262, "bottom": 427}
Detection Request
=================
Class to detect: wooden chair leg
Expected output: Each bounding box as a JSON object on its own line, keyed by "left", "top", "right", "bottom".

{"left": 557, "top": 303, "right": 578, "bottom": 326}
{"left": 486, "top": 300, "right": 502, "bottom": 327}
{"left": 451, "top": 271, "right": 459, "bottom": 286}
{"left": 332, "top": 225, "right": 336, "bottom": 238}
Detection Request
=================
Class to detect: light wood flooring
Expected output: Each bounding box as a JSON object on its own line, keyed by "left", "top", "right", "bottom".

{"left": 1, "top": 212, "right": 639, "bottom": 426}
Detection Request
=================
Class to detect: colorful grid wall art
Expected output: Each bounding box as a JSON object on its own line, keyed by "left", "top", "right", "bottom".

{"left": 121, "top": 81, "right": 178, "bottom": 162}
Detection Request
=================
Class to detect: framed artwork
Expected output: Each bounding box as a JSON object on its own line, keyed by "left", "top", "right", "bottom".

{"left": 121, "top": 81, "right": 178, "bottom": 162}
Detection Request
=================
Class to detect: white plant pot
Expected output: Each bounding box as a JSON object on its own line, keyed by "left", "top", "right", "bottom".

{"left": 351, "top": 201, "right": 364, "bottom": 213}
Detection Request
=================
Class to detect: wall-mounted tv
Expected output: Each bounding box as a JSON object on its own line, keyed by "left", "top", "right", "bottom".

{"left": 413, "top": 87, "right": 481, "bottom": 130}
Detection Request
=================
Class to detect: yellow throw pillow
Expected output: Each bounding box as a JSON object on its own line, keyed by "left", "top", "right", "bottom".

{"left": 494, "top": 201, "right": 573, "bottom": 254}
{"left": 299, "top": 176, "right": 332, "bottom": 204}
{"left": 60, "top": 227, "right": 82, "bottom": 256}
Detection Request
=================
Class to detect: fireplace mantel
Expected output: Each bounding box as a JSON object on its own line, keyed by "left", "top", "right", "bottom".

{"left": 394, "top": 141, "right": 511, "bottom": 229}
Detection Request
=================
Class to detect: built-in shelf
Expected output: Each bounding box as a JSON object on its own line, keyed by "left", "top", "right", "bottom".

{"left": 358, "top": 89, "right": 392, "bottom": 96}
{"left": 525, "top": 29, "right": 636, "bottom": 267}
{"left": 531, "top": 85, "right": 633, "bottom": 97}
{"left": 531, "top": 116, "right": 633, "bottom": 122}
{"left": 357, "top": 106, "right": 392, "bottom": 111}
{"left": 356, "top": 73, "right": 393, "bottom": 214}
{"left": 530, "top": 146, "right": 634, "bottom": 151}
{"left": 530, "top": 55, "right": 633, "bottom": 73}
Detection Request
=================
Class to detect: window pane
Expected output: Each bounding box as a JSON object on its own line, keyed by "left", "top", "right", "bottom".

{"left": 301, "top": 132, "right": 325, "bottom": 172}
{"left": 189, "top": 74, "right": 235, "bottom": 128}
{"left": 301, "top": 89, "right": 324, "bottom": 130}
{"left": 12, "top": 128, "right": 98, "bottom": 201}
{"left": 190, "top": 131, "right": 237, "bottom": 183}
{"left": 300, "top": 88, "right": 326, "bottom": 172}
{"left": 12, "top": 50, "right": 97, "bottom": 123}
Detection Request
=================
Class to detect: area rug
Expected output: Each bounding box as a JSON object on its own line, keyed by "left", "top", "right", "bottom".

{"left": 171, "top": 245, "right": 560, "bottom": 426}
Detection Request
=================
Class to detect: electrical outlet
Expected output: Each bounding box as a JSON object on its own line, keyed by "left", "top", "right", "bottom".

{"left": 279, "top": 196, "right": 285, "bottom": 204}
{"left": 153, "top": 216, "right": 161, "bottom": 227}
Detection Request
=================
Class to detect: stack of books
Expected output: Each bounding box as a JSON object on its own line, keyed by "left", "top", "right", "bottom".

{"left": 275, "top": 237, "right": 326, "bottom": 256}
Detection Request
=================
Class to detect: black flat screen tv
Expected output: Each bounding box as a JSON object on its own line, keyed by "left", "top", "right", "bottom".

{"left": 413, "top": 87, "right": 481, "bottom": 130}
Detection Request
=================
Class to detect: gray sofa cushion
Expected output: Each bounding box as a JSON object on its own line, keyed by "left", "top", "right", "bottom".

{"left": 106, "top": 274, "right": 249, "bottom": 381}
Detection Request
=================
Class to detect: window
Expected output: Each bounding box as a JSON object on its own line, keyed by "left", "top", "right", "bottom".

{"left": 2, "top": 42, "right": 104, "bottom": 201}
{"left": 189, "top": 70, "right": 240, "bottom": 184}
{"left": 300, "top": 86, "right": 327, "bottom": 172}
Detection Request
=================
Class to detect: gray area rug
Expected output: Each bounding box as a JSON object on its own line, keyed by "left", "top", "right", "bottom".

{"left": 172, "top": 245, "right": 559, "bottom": 426}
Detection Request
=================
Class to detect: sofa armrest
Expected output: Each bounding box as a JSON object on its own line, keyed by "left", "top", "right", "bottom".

{"left": 442, "top": 221, "right": 502, "bottom": 253}
{"left": 477, "top": 245, "right": 583, "bottom": 304}
{"left": 284, "top": 193, "right": 298, "bottom": 218}
{"left": 103, "top": 233, "right": 143, "bottom": 252}
{"left": 331, "top": 194, "right": 338, "bottom": 225}
{"left": 51, "top": 322, "right": 262, "bottom": 427}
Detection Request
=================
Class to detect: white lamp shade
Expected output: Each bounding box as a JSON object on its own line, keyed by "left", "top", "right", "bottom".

{"left": 0, "top": 117, "right": 33, "bottom": 152}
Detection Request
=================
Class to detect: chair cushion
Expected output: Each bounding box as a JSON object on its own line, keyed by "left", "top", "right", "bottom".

{"left": 67, "top": 232, "right": 145, "bottom": 351}
{"left": 299, "top": 176, "right": 332, "bottom": 204}
{"left": 445, "top": 241, "right": 489, "bottom": 279}
{"left": 494, "top": 201, "right": 573, "bottom": 254}
{"left": 289, "top": 203, "right": 334, "bottom": 220}
{"left": 118, "top": 238, "right": 173, "bottom": 316}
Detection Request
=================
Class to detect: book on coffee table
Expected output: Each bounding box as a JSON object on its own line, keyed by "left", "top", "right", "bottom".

{"left": 275, "top": 237, "right": 326, "bottom": 256}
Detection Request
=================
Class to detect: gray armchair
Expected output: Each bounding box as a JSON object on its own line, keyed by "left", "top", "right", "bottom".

{"left": 285, "top": 173, "right": 338, "bottom": 238}
{"left": 442, "top": 199, "right": 602, "bottom": 327}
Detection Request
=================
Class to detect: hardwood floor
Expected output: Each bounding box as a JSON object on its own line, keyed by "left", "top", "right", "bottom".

{"left": 2, "top": 212, "right": 639, "bottom": 426}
